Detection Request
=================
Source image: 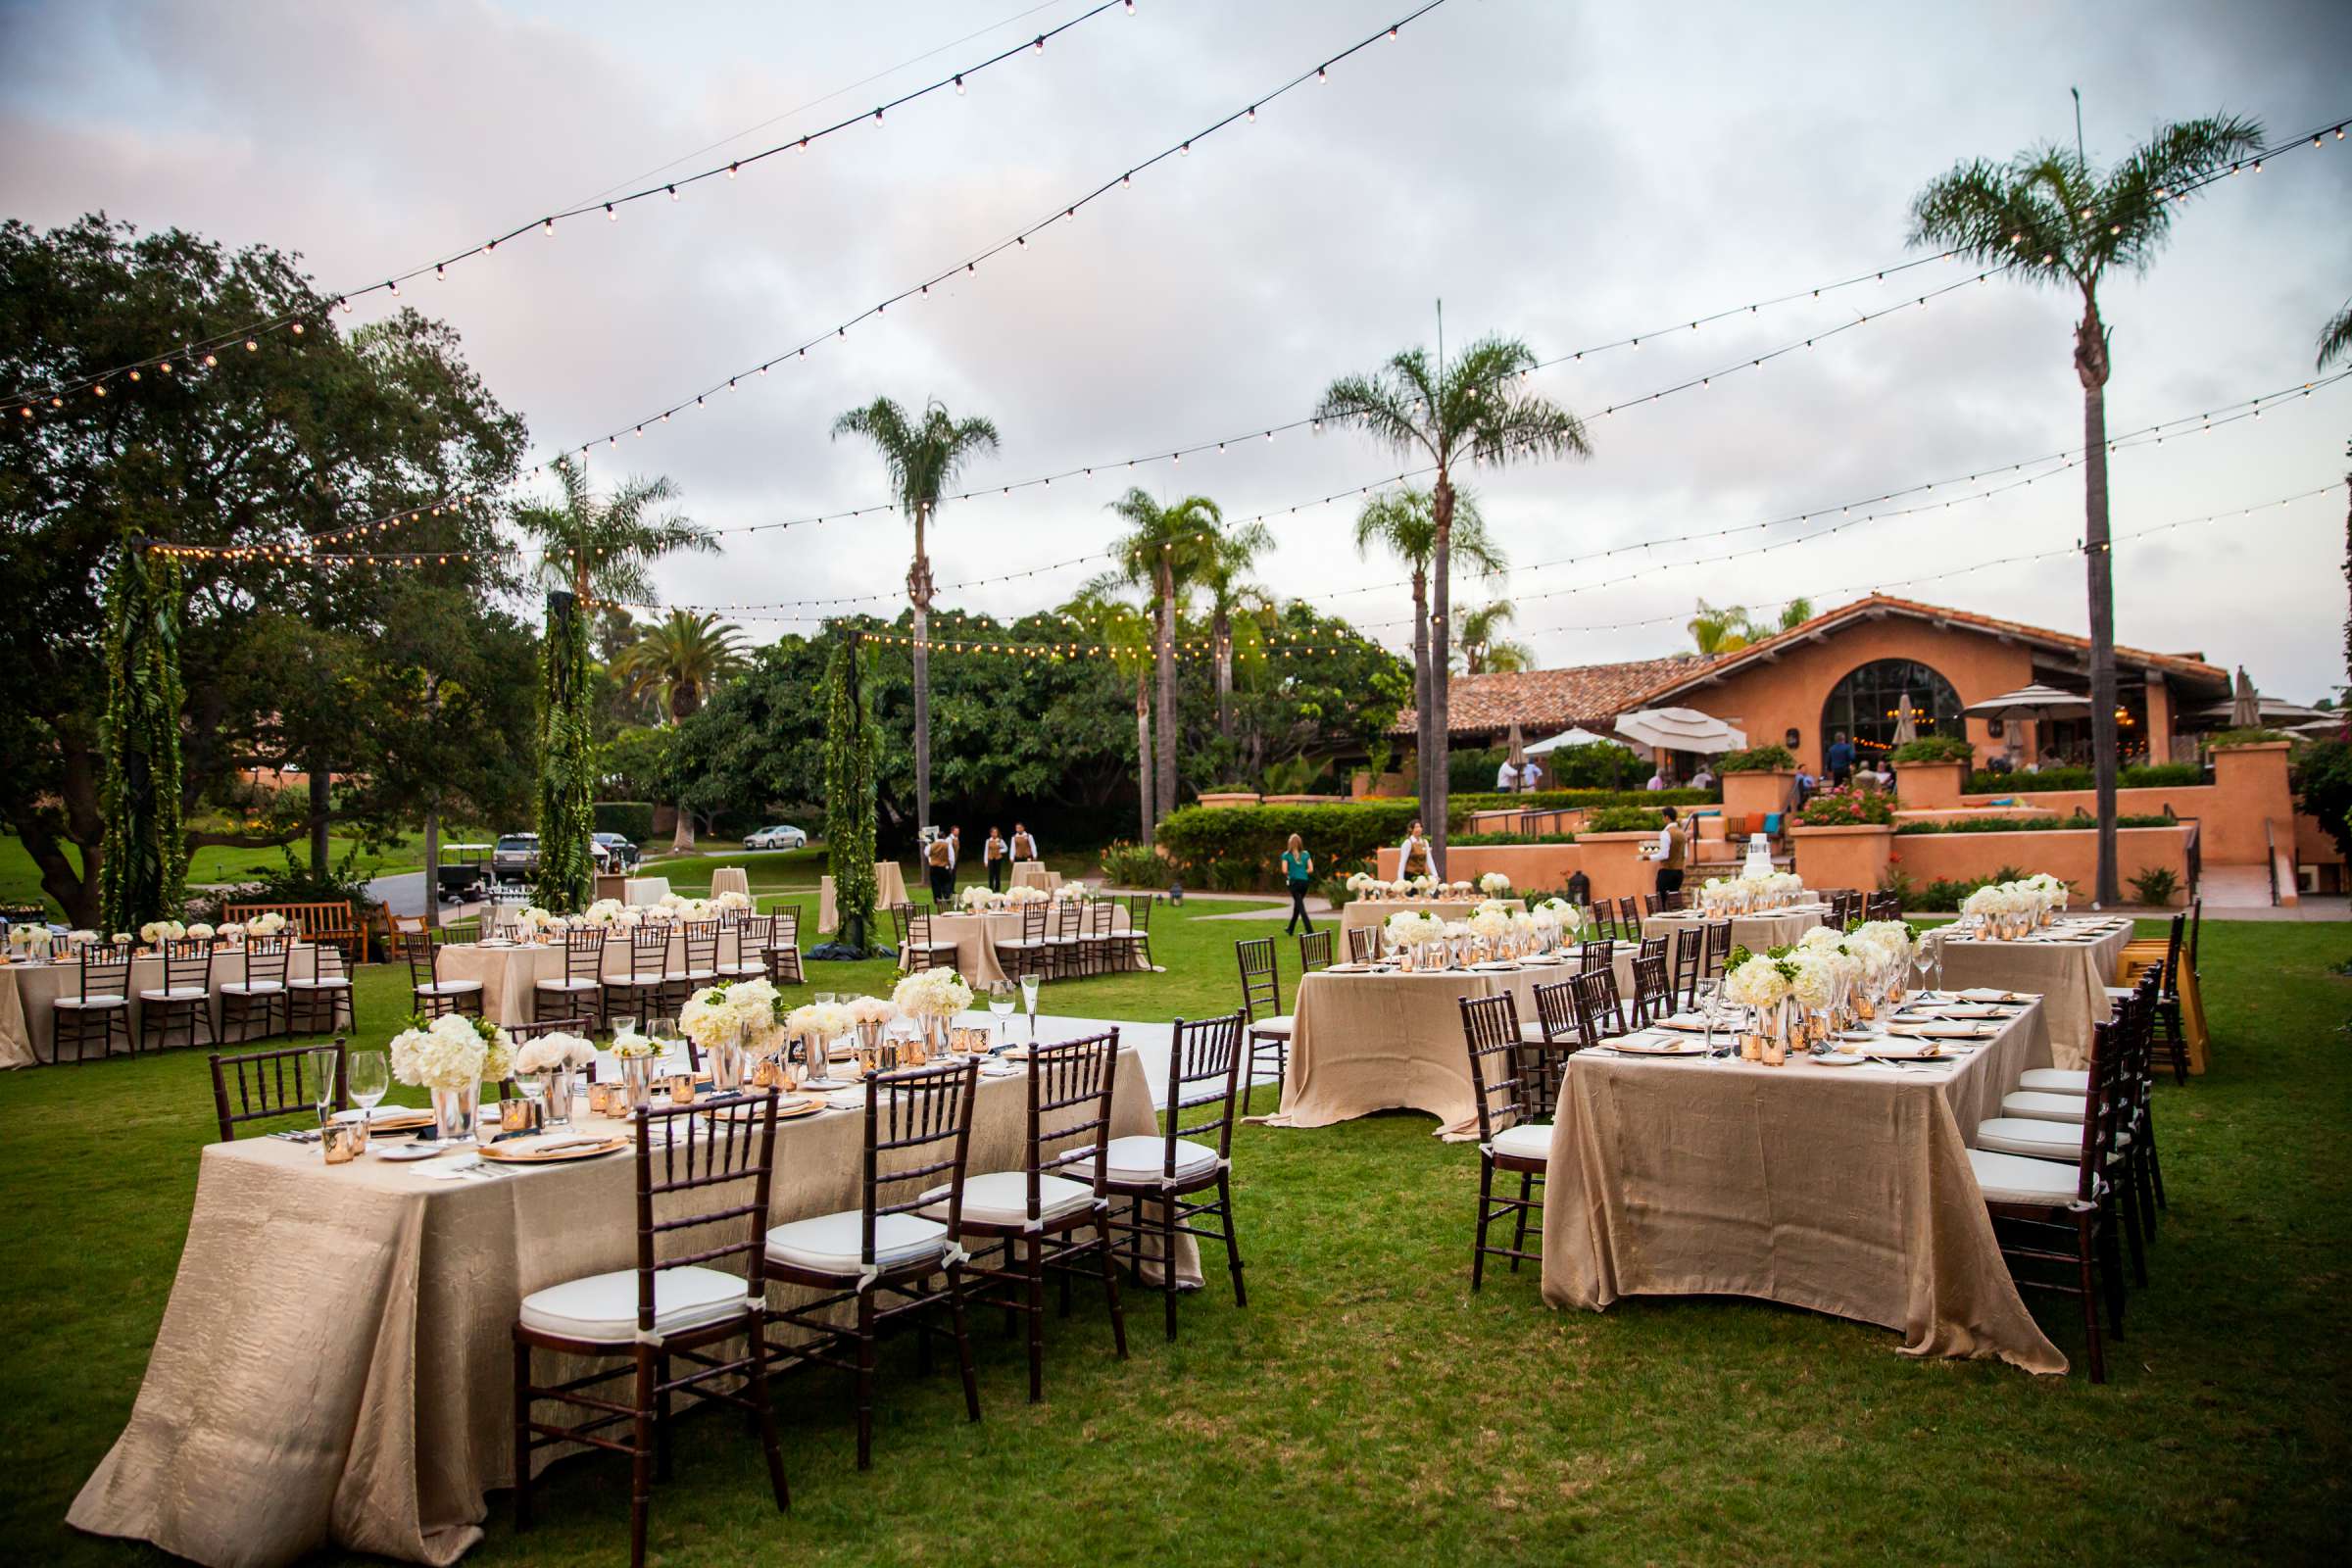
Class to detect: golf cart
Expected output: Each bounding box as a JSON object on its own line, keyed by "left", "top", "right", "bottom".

{"left": 436, "top": 844, "right": 493, "bottom": 904}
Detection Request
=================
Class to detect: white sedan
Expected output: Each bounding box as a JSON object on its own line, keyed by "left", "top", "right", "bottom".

{"left": 744, "top": 824, "right": 808, "bottom": 852}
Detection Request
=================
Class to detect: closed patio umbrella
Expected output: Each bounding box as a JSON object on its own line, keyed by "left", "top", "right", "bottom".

{"left": 1506, "top": 721, "right": 1526, "bottom": 768}
{"left": 2230, "top": 666, "right": 2259, "bottom": 729}
{"left": 1612, "top": 707, "right": 1748, "bottom": 755}
{"left": 1891, "top": 692, "right": 1918, "bottom": 746}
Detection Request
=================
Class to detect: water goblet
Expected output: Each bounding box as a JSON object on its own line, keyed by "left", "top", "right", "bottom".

{"left": 988, "top": 980, "right": 1015, "bottom": 1048}
{"left": 347, "top": 1049, "right": 388, "bottom": 1123}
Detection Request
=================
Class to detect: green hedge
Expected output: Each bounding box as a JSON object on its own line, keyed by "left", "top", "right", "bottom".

{"left": 593, "top": 801, "right": 656, "bottom": 841}
{"left": 1965, "top": 762, "right": 2202, "bottom": 794}
{"left": 1156, "top": 801, "right": 1427, "bottom": 891}
{"left": 1888, "top": 735, "right": 1973, "bottom": 764}
{"left": 1715, "top": 745, "right": 1795, "bottom": 773}
{"left": 1452, "top": 832, "right": 1579, "bottom": 847}
{"left": 1586, "top": 806, "right": 1666, "bottom": 833}
{"left": 1452, "top": 787, "right": 1716, "bottom": 813}
{"left": 1895, "top": 811, "right": 2179, "bottom": 835}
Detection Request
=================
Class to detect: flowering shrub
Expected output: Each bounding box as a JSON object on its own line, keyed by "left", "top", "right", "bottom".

{"left": 1795, "top": 787, "right": 1893, "bottom": 827}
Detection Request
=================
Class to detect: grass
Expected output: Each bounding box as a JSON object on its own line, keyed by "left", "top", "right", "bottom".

{"left": 0, "top": 830, "right": 490, "bottom": 914}
{"left": 1, "top": 914, "right": 2346, "bottom": 1564}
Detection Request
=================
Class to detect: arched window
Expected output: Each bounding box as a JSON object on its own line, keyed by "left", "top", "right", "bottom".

{"left": 1820, "top": 659, "right": 1963, "bottom": 757}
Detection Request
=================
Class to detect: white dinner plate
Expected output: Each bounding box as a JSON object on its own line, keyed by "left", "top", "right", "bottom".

{"left": 376, "top": 1142, "right": 446, "bottom": 1161}
{"left": 1805, "top": 1052, "right": 1866, "bottom": 1067}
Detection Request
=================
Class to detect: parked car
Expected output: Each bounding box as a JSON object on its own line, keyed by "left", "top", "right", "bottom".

{"left": 592, "top": 831, "right": 641, "bottom": 871}
{"left": 491, "top": 832, "right": 611, "bottom": 886}
{"left": 744, "top": 824, "right": 808, "bottom": 851}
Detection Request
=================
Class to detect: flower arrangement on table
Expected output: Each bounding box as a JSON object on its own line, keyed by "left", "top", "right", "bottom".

{"left": 843, "top": 995, "right": 897, "bottom": 1030}
{"left": 712, "top": 889, "right": 755, "bottom": 913}
{"left": 1004, "top": 885, "right": 1050, "bottom": 905}
{"left": 1534, "top": 897, "right": 1585, "bottom": 941}
{"left": 1345, "top": 871, "right": 1376, "bottom": 898}
{"left": 7, "top": 924, "right": 49, "bottom": 956}
{"left": 138, "top": 919, "right": 186, "bottom": 947}
{"left": 67, "top": 928, "right": 100, "bottom": 949}
{"left": 183, "top": 922, "right": 216, "bottom": 943}
{"left": 892, "top": 966, "right": 974, "bottom": 1021}
{"left": 1050, "top": 884, "right": 1086, "bottom": 904}
{"left": 515, "top": 906, "right": 559, "bottom": 933}
{"left": 1467, "top": 906, "right": 1514, "bottom": 943}
{"left": 389, "top": 1013, "right": 514, "bottom": 1139}
{"left": 514, "top": 1031, "right": 597, "bottom": 1076}
{"left": 610, "top": 1028, "right": 661, "bottom": 1059}
{"left": 958, "top": 886, "right": 1003, "bottom": 914}
{"left": 658, "top": 892, "right": 714, "bottom": 919}
{"left": 1478, "top": 872, "right": 1511, "bottom": 896}
{"left": 1960, "top": 876, "right": 2064, "bottom": 936}
{"left": 681, "top": 977, "right": 787, "bottom": 1054}
{"left": 785, "top": 1001, "right": 851, "bottom": 1047}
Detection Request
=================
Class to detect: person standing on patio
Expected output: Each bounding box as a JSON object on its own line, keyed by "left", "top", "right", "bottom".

{"left": 1520, "top": 757, "right": 1544, "bottom": 792}
{"left": 1280, "top": 834, "right": 1315, "bottom": 936}
{"left": 1495, "top": 755, "right": 1521, "bottom": 792}
{"left": 1826, "top": 730, "right": 1855, "bottom": 787}
{"left": 984, "top": 827, "right": 1008, "bottom": 893}
{"left": 1653, "top": 807, "right": 1687, "bottom": 901}
{"left": 1399, "top": 820, "right": 1435, "bottom": 880}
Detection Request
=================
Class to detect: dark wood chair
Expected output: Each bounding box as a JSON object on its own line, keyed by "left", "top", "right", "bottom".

{"left": 1521, "top": 976, "right": 1586, "bottom": 1117}
{"left": 1968, "top": 1019, "right": 2131, "bottom": 1382}
{"left": 603, "top": 925, "right": 671, "bottom": 1032}
{"left": 287, "top": 936, "right": 356, "bottom": 1034}
{"left": 1458, "top": 992, "right": 1548, "bottom": 1288}
{"left": 895, "top": 906, "right": 960, "bottom": 977}
{"left": 931, "top": 1031, "right": 1128, "bottom": 1402}
{"left": 1297, "top": 930, "right": 1333, "bottom": 974}
{"left": 399, "top": 929, "right": 484, "bottom": 1020}
{"left": 663, "top": 920, "right": 722, "bottom": 1012}
{"left": 219, "top": 934, "right": 293, "bottom": 1044}
{"left": 513, "top": 1094, "right": 789, "bottom": 1565}
{"left": 762, "top": 906, "right": 806, "bottom": 986}
{"left": 1043, "top": 900, "right": 1086, "bottom": 980}
{"left": 210, "top": 1035, "right": 347, "bottom": 1143}
{"left": 2144, "top": 912, "right": 2191, "bottom": 1084}
{"left": 138, "top": 937, "right": 219, "bottom": 1052}
{"left": 1577, "top": 939, "right": 1615, "bottom": 975}
{"left": 1588, "top": 903, "right": 1619, "bottom": 941}
{"left": 716, "top": 914, "right": 771, "bottom": 983}
{"left": 1080, "top": 899, "right": 1120, "bottom": 977}
{"left": 1630, "top": 953, "right": 1674, "bottom": 1027}
{"left": 52, "top": 945, "right": 131, "bottom": 1063}
{"left": 1345, "top": 925, "right": 1378, "bottom": 963}
{"left": 1568, "top": 967, "right": 1628, "bottom": 1044}
{"left": 993, "top": 903, "right": 1051, "bottom": 981}
{"left": 762, "top": 1058, "right": 982, "bottom": 1468}
{"left": 1119, "top": 892, "right": 1158, "bottom": 972}
{"left": 535, "top": 928, "right": 610, "bottom": 1032}
{"left": 1616, "top": 896, "right": 1643, "bottom": 939}
{"left": 1088, "top": 1012, "right": 1248, "bottom": 1341}
{"left": 1235, "top": 937, "right": 1291, "bottom": 1090}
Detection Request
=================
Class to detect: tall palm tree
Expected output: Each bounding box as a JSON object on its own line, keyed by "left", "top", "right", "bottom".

{"left": 1910, "top": 109, "right": 2262, "bottom": 905}
{"left": 1776, "top": 596, "right": 1815, "bottom": 632}
{"left": 1455, "top": 599, "right": 1532, "bottom": 675}
{"left": 2321, "top": 298, "right": 2352, "bottom": 371}
{"left": 1109, "top": 488, "right": 1222, "bottom": 830}
{"left": 1688, "top": 599, "right": 1757, "bottom": 656}
{"left": 1319, "top": 336, "right": 1589, "bottom": 873}
{"left": 1196, "top": 518, "right": 1274, "bottom": 738}
{"left": 831, "top": 396, "right": 1002, "bottom": 835}
{"left": 613, "top": 611, "right": 747, "bottom": 851}
{"left": 1073, "top": 577, "right": 1158, "bottom": 843}
{"left": 1350, "top": 485, "right": 1507, "bottom": 817}
{"left": 514, "top": 454, "right": 713, "bottom": 607}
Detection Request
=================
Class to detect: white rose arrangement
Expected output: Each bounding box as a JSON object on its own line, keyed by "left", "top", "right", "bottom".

{"left": 843, "top": 995, "right": 897, "bottom": 1029}
{"left": 1478, "top": 872, "right": 1512, "bottom": 895}
{"left": 139, "top": 919, "right": 187, "bottom": 946}
{"left": 958, "top": 886, "right": 998, "bottom": 913}
{"left": 217, "top": 921, "right": 245, "bottom": 940}
{"left": 1344, "top": 871, "right": 1375, "bottom": 898}
{"left": 1788, "top": 952, "right": 1840, "bottom": 1011}
{"left": 8, "top": 924, "right": 50, "bottom": 955}
{"left": 680, "top": 978, "right": 786, "bottom": 1053}
{"left": 1409, "top": 874, "right": 1437, "bottom": 895}
{"left": 712, "top": 889, "right": 755, "bottom": 913}
{"left": 1468, "top": 906, "right": 1513, "bottom": 942}
{"left": 68, "top": 928, "right": 100, "bottom": 948}
{"left": 892, "top": 966, "right": 974, "bottom": 1019}
{"left": 514, "top": 1031, "right": 598, "bottom": 1075}
{"left": 783, "top": 1002, "right": 849, "bottom": 1044}
{"left": 1385, "top": 910, "right": 1445, "bottom": 949}
{"left": 582, "top": 898, "right": 626, "bottom": 926}
{"left": 610, "top": 1028, "right": 661, "bottom": 1059}
{"left": 183, "top": 922, "right": 216, "bottom": 942}
{"left": 391, "top": 1012, "right": 513, "bottom": 1090}
{"left": 1004, "top": 885, "right": 1050, "bottom": 905}
{"left": 516, "top": 906, "right": 558, "bottom": 931}
{"left": 1721, "top": 950, "right": 1797, "bottom": 1008}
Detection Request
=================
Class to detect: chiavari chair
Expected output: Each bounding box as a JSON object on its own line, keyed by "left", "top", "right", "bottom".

{"left": 1043, "top": 900, "right": 1086, "bottom": 980}
{"left": 762, "top": 906, "right": 806, "bottom": 986}
{"left": 715, "top": 914, "right": 771, "bottom": 982}
{"left": 1520, "top": 977, "right": 1586, "bottom": 1118}
{"left": 399, "top": 928, "right": 484, "bottom": 1021}
{"left": 139, "top": 937, "right": 220, "bottom": 1053}
{"left": 603, "top": 925, "right": 672, "bottom": 1033}
{"left": 52, "top": 944, "right": 131, "bottom": 1063}
{"left": 1642, "top": 892, "right": 1669, "bottom": 915}
{"left": 1567, "top": 967, "right": 1628, "bottom": 1045}
{"left": 2019, "top": 966, "right": 2168, "bottom": 1236}
{"left": 1587, "top": 902, "right": 1619, "bottom": 941}
{"left": 928, "top": 1031, "right": 1127, "bottom": 1403}
{"left": 1345, "top": 925, "right": 1378, "bottom": 963}
{"left": 1967, "top": 1018, "right": 2130, "bottom": 1381}
{"left": 762, "top": 1058, "right": 982, "bottom": 1468}
{"left": 219, "top": 934, "right": 293, "bottom": 1044}
{"left": 1234, "top": 937, "right": 1291, "bottom": 1090}
{"left": 209, "top": 1035, "right": 347, "bottom": 1143}
{"left": 1637, "top": 933, "right": 1667, "bottom": 969}
{"left": 1082, "top": 1012, "right": 1248, "bottom": 1341}
{"left": 1297, "top": 930, "right": 1333, "bottom": 974}
{"left": 1120, "top": 892, "right": 1158, "bottom": 972}
{"left": 513, "top": 1094, "right": 788, "bottom": 1565}
{"left": 1577, "top": 938, "right": 1615, "bottom": 975}
{"left": 286, "top": 934, "right": 356, "bottom": 1034}
{"left": 993, "top": 902, "right": 1051, "bottom": 981}
{"left": 897, "top": 907, "right": 960, "bottom": 978}
{"left": 1630, "top": 953, "right": 1675, "bottom": 1027}
{"left": 1616, "top": 896, "right": 1643, "bottom": 940}
{"left": 2141, "top": 912, "right": 2191, "bottom": 1084}
{"left": 1080, "top": 899, "right": 1120, "bottom": 977}
{"left": 536, "top": 927, "right": 611, "bottom": 1032}
{"left": 1670, "top": 924, "right": 1706, "bottom": 1008}
{"left": 1457, "top": 993, "right": 1548, "bottom": 1288}
{"left": 1867, "top": 893, "right": 1903, "bottom": 922}
{"left": 1700, "top": 919, "right": 1734, "bottom": 996}
{"left": 662, "top": 919, "right": 722, "bottom": 1013}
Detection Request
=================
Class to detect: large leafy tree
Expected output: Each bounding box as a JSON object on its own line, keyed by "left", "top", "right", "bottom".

{"left": 0, "top": 216, "right": 525, "bottom": 923}
{"left": 1351, "top": 484, "right": 1505, "bottom": 790}
{"left": 831, "top": 396, "right": 1001, "bottom": 836}
{"left": 1910, "top": 110, "right": 2262, "bottom": 904}
{"left": 614, "top": 610, "right": 746, "bottom": 849}
{"left": 1320, "top": 340, "right": 1589, "bottom": 872}
{"left": 1108, "top": 488, "right": 1222, "bottom": 835}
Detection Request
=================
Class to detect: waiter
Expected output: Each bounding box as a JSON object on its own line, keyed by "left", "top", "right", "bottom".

{"left": 1652, "top": 806, "right": 1687, "bottom": 901}
{"left": 1010, "top": 822, "right": 1038, "bottom": 862}
{"left": 924, "top": 831, "right": 954, "bottom": 905}
{"left": 984, "top": 827, "right": 1009, "bottom": 893}
{"left": 1398, "top": 819, "right": 1435, "bottom": 881}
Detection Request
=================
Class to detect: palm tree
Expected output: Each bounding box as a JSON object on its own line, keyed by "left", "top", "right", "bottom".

{"left": 1688, "top": 599, "right": 1757, "bottom": 656}
{"left": 1456, "top": 599, "right": 1532, "bottom": 675}
{"left": 1910, "top": 108, "right": 2262, "bottom": 904}
{"left": 2321, "top": 298, "right": 2352, "bottom": 370}
{"left": 1351, "top": 486, "right": 1506, "bottom": 807}
{"left": 1073, "top": 577, "right": 1158, "bottom": 843}
{"left": 1196, "top": 518, "right": 1274, "bottom": 739}
{"left": 1319, "top": 336, "right": 1590, "bottom": 873}
{"left": 613, "top": 611, "right": 747, "bottom": 851}
{"left": 514, "top": 454, "right": 713, "bottom": 607}
{"left": 1108, "top": 488, "right": 1222, "bottom": 831}
{"left": 831, "top": 397, "right": 1002, "bottom": 835}
{"left": 1776, "top": 596, "right": 1815, "bottom": 632}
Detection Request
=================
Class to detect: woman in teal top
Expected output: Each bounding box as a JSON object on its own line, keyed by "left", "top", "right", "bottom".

{"left": 1280, "top": 833, "right": 1315, "bottom": 936}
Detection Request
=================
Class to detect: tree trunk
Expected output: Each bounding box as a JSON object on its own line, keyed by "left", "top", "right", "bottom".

{"left": 422, "top": 806, "right": 441, "bottom": 933}
{"left": 909, "top": 500, "right": 935, "bottom": 835}
{"left": 1410, "top": 565, "right": 1431, "bottom": 826}
{"left": 308, "top": 755, "right": 331, "bottom": 876}
{"left": 1429, "top": 470, "right": 1455, "bottom": 878}
{"left": 1154, "top": 561, "right": 1178, "bottom": 826}
{"left": 671, "top": 793, "right": 697, "bottom": 853}
{"left": 1214, "top": 607, "right": 1234, "bottom": 740}
{"left": 2077, "top": 298, "right": 2120, "bottom": 906}
{"left": 1135, "top": 675, "right": 1155, "bottom": 845}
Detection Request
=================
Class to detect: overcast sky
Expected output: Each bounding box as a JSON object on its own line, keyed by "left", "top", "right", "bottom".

{"left": 7, "top": 0, "right": 2349, "bottom": 699}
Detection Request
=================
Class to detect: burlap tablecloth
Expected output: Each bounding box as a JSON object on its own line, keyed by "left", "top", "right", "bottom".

{"left": 70, "top": 1041, "right": 1194, "bottom": 1568}
{"left": 1262, "top": 955, "right": 1636, "bottom": 1138}
{"left": 816, "top": 862, "right": 911, "bottom": 932}
{"left": 1933, "top": 917, "right": 2132, "bottom": 1070}
{"left": 621, "top": 876, "right": 669, "bottom": 906}
{"left": 1337, "top": 899, "right": 1483, "bottom": 943}
{"left": 1009, "top": 861, "right": 1060, "bottom": 892}
{"left": 1540, "top": 1001, "right": 2065, "bottom": 1373}
{"left": 930, "top": 906, "right": 1129, "bottom": 985}
{"left": 1644, "top": 905, "right": 1828, "bottom": 961}
{"left": 0, "top": 944, "right": 322, "bottom": 1068}
{"left": 435, "top": 928, "right": 748, "bottom": 1026}
{"left": 709, "top": 866, "right": 750, "bottom": 901}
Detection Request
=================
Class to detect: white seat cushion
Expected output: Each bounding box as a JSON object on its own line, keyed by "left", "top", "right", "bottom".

{"left": 535, "top": 977, "right": 602, "bottom": 992}
{"left": 517, "top": 1263, "right": 750, "bottom": 1344}
{"left": 668, "top": 968, "right": 719, "bottom": 983}
{"left": 1967, "top": 1148, "right": 2087, "bottom": 1206}
{"left": 287, "top": 976, "right": 350, "bottom": 990}
{"left": 220, "top": 981, "right": 285, "bottom": 995}
{"left": 919, "top": 1169, "right": 1096, "bottom": 1228}
{"left": 2016, "top": 1067, "right": 2090, "bottom": 1095}
{"left": 139, "top": 987, "right": 210, "bottom": 1002}
{"left": 1249, "top": 1014, "right": 1295, "bottom": 1038}
{"left": 1068, "top": 1134, "right": 1219, "bottom": 1186}
{"left": 2000, "top": 1090, "right": 2087, "bottom": 1124}
{"left": 2102, "top": 986, "right": 2137, "bottom": 1001}
{"left": 1488, "top": 1122, "right": 1553, "bottom": 1161}
{"left": 1976, "top": 1117, "right": 2084, "bottom": 1161}
{"left": 765, "top": 1209, "right": 948, "bottom": 1277}
{"left": 416, "top": 980, "right": 483, "bottom": 996}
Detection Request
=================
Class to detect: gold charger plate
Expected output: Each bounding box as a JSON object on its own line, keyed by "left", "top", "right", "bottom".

{"left": 479, "top": 1133, "right": 631, "bottom": 1163}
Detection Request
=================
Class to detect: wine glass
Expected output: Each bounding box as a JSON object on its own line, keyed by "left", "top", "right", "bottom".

{"left": 814, "top": 992, "right": 837, "bottom": 1007}
{"left": 988, "top": 979, "right": 1015, "bottom": 1048}
{"left": 348, "top": 1049, "right": 388, "bottom": 1124}
{"left": 1911, "top": 938, "right": 1935, "bottom": 999}
{"left": 1020, "top": 973, "right": 1041, "bottom": 1041}
{"left": 309, "top": 1046, "right": 341, "bottom": 1128}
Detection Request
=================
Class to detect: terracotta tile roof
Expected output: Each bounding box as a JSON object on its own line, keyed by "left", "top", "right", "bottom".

{"left": 1391, "top": 654, "right": 1723, "bottom": 740}
{"left": 1617, "top": 594, "right": 2232, "bottom": 710}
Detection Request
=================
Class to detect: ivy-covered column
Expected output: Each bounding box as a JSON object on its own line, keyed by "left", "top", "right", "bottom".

{"left": 535, "top": 589, "right": 596, "bottom": 912}
{"left": 99, "top": 542, "right": 187, "bottom": 934}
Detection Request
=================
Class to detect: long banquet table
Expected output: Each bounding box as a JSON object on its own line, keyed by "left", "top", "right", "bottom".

{"left": 1539, "top": 998, "right": 2067, "bottom": 1373}
{"left": 1263, "top": 951, "right": 1640, "bottom": 1138}
{"left": 434, "top": 927, "right": 754, "bottom": 1027}
{"left": 69, "top": 1033, "right": 1197, "bottom": 1568}
{"left": 1337, "top": 898, "right": 1483, "bottom": 943}
{"left": 928, "top": 906, "right": 1129, "bottom": 985}
{"left": 1933, "top": 915, "right": 2133, "bottom": 1069}
{"left": 0, "top": 943, "right": 323, "bottom": 1068}
{"left": 1643, "top": 903, "right": 1830, "bottom": 965}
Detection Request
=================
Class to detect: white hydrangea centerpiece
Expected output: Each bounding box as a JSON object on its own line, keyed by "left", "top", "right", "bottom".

{"left": 892, "top": 966, "right": 974, "bottom": 1019}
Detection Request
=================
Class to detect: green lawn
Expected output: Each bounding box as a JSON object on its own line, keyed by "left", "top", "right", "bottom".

{"left": 1, "top": 915, "right": 2346, "bottom": 1564}
{"left": 0, "top": 831, "right": 480, "bottom": 914}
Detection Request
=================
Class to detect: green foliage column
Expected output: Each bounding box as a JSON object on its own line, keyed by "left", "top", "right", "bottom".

{"left": 535, "top": 591, "right": 596, "bottom": 912}
{"left": 822, "top": 634, "right": 879, "bottom": 956}
{"left": 98, "top": 544, "right": 187, "bottom": 933}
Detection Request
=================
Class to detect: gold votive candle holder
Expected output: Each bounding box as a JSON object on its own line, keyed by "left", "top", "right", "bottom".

{"left": 321, "top": 1120, "right": 367, "bottom": 1164}
{"left": 667, "top": 1074, "right": 697, "bottom": 1106}
{"left": 501, "top": 1099, "right": 535, "bottom": 1133}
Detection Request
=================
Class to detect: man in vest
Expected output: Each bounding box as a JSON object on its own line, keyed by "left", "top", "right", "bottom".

{"left": 924, "top": 831, "right": 954, "bottom": 905}
{"left": 1653, "top": 807, "right": 1688, "bottom": 901}
{"left": 1010, "top": 823, "right": 1038, "bottom": 862}
{"left": 984, "top": 827, "right": 1009, "bottom": 893}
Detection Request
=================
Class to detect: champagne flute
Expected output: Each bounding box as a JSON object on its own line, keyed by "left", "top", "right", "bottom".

{"left": 309, "top": 1046, "right": 341, "bottom": 1128}
{"left": 1020, "top": 972, "right": 1041, "bottom": 1042}
{"left": 348, "top": 1049, "right": 389, "bottom": 1124}
{"left": 988, "top": 979, "right": 1015, "bottom": 1049}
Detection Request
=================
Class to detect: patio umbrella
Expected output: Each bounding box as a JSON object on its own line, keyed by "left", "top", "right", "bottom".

{"left": 1891, "top": 692, "right": 1918, "bottom": 746}
{"left": 1524, "top": 725, "right": 1613, "bottom": 755}
{"left": 1506, "top": 721, "right": 1526, "bottom": 768}
{"left": 1613, "top": 707, "right": 1748, "bottom": 755}
{"left": 2230, "top": 666, "right": 2260, "bottom": 728}
{"left": 1961, "top": 682, "right": 2092, "bottom": 763}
